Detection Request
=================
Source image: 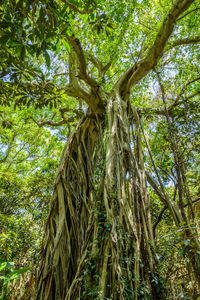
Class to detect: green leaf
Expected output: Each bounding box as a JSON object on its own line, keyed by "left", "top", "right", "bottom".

{"left": 62, "top": 39, "right": 70, "bottom": 53}
{"left": 56, "top": 40, "right": 61, "bottom": 54}
{"left": 44, "top": 51, "right": 51, "bottom": 67}
{"left": 48, "top": 6, "right": 61, "bottom": 19}
{"left": 180, "top": 239, "right": 190, "bottom": 257}
{"left": 184, "top": 239, "right": 190, "bottom": 247}
{"left": 7, "top": 40, "right": 22, "bottom": 47}
{"left": 5, "top": 262, "right": 14, "bottom": 269}
{"left": 20, "top": 45, "right": 26, "bottom": 61}
{"left": 0, "top": 262, "right": 7, "bottom": 271}
{"left": 80, "top": 14, "right": 89, "bottom": 22}
{"left": 0, "top": 34, "right": 10, "bottom": 44}
{"left": 10, "top": 266, "right": 31, "bottom": 276}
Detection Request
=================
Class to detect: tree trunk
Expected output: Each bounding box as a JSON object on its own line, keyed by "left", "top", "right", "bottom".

{"left": 35, "top": 113, "right": 101, "bottom": 300}
{"left": 35, "top": 95, "right": 166, "bottom": 299}
{"left": 100, "top": 93, "right": 165, "bottom": 299}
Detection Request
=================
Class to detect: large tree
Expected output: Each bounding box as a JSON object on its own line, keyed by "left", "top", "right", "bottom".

{"left": 1, "top": 0, "right": 200, "bottom": 299}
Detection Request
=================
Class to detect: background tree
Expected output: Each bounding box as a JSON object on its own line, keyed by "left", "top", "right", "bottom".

{"left": 0, "top": 0, "right": 200, "bottom": 299}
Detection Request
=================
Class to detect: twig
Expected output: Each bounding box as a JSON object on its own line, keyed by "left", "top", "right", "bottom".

{"left": 177, "top": 7, "right": 200, "bottom": 21}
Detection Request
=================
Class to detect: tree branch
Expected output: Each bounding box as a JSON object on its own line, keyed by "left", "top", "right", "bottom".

{"left": 66, "top": 35, "right": 106, "bottom": 113}
{"left": 32, "top": 118, "right": 74, "bottom": 127}
{"left": 153, "top": 206, "right": 167, "bottom": 237}
{"left": 153, "top": 185, "right": 177, "bottom": 238}
{"left": 86, "top": 52, "right": 112, "bottom": 78}
{"left": 31, "top": 108, "right": 83, "bottom": 128}
{"left": 68, "top": 52, "right": 92, "bottom": 101}
{"left": 137, "top": 107, "right": 166, "bottom": 116}
{"left": 117, "top": 0, "right": 195, "bottom": 93}
{"left": 87, "top": 53, "right": 103, "bottom": 75}
{"left": 168, "top": 90, "right": 200, "bottom": 112}
{"left": 66, "top": 35, "right": 98, "bottom": 87}
{"left": 153, "top": 197, "right": 200, "bottom": 237}
{"left": 169, "top": 36, "right": 200, "bottom": 48}
{"left": 136, "top": 84, "right": 200, "bottom": 117}
{"left": 175, "top": 76, "right": 200, "bottom": 102}
{"left": 177, "top": 7, "right": 200, "bottom": 21}
{"left": 168, "top": 76, "right": 200, "bottom": 110}
{"left": 138, "top": 76, "right": 200, "bottom": 115}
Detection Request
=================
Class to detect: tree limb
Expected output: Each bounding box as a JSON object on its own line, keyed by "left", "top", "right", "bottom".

{"left": 86, "top": 52, "right": 112, "bottom": 78}
{"left": 58, "top": 53, "right": 104, "bottom": 113}
{"left": 168, "top": 90, "right": 200, "bottom": 112}
{"left": 168, "top": 76, "right": 200, "bottom": 110}
{"left": 67, "top": 52, "right": 92, "bottom": 102}
{"left": 177, "top": 7, "right": 200, "bottom": 21}
{"left": 169, "top": 36, "right": 200, "bottom": 48}
{"left": 66, "top": 36, "right": 106, "bottom": 113}
{"left": 153, "top": 185, "right": 177, "bottom": 238}
{"left": 175, "top": 76, "right": 200, "bottom": 102}
{"left": 136, "top": 85, "right": 200, "bottom": 116}
{"left": 153, "top": 197, "right": 200, "bottom": 237}
{"left": 137, "top": 107, "right": 166, "bottom": 116}
{"left": 117, "top": 0, "right": 195, "bottom": 93}
{"left": 66, "top": 35, "right": 97, "bottom": 87}
{"left": 32, "top": 118, "right": 74, "bottom": 127}
{"left": 86, "top": 53, "right": 104, "bottom": 75}
{"left": 31, "top": 108, "right": 83, "bottom": 128}
{"left": 153, "top": 206, "right": 168, "bottom": 237}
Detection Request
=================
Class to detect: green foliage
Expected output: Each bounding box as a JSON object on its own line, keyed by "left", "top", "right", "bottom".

{"left": 0, "top": 0, "right": 200, "bottom": 298}
{"left": 0, "top": 261, "right": 31, "bottom": 299}
{"left": 0, "top": 104, "right": 67, "bottom": 265}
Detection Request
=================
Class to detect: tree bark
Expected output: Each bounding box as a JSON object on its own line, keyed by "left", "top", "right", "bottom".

{"left": 101, "top": 92, "right": 165, "bottom": 299}
{"left": 35, "top": 93, "right": 167, "bottom": 299}
{"left": 35, "top": 113, "right": 101, "bottom": 300}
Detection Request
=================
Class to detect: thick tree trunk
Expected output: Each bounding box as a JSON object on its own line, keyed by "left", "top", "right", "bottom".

{"left": 35, "top": 96, "right": 166, "bottom": 299}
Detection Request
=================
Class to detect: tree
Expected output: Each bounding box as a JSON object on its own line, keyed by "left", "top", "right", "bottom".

{"left": 0, "top": 105, "right": 64, "bottom": 263}
{"left": 0, "top": 0, "right": 200, "bottom": 299}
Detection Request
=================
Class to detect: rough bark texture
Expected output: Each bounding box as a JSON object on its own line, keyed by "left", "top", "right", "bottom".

{"left": 35, "top": 113, "right": 101, "bottom": 300}
{"left": 35, "top": 95, "right": 167, "bottom": 300}
{"left": 101, "top": 93, "right": 164, "bottom": 299}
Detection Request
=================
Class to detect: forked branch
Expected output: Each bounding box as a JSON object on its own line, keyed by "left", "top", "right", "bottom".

{"left": 66, "top": 35, "right": 98, "bottom": 88}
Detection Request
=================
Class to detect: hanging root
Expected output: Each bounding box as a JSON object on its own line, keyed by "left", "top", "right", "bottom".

{"left": 100, "top": 93, "right": 165, "bottom": 299}
{"left": 35, "top": 114, "right": 102, "bottom": 300}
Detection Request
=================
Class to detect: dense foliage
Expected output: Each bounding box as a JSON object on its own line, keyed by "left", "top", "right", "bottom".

{"left": 0, "top": 0, "right": 200, "bottom": 299}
